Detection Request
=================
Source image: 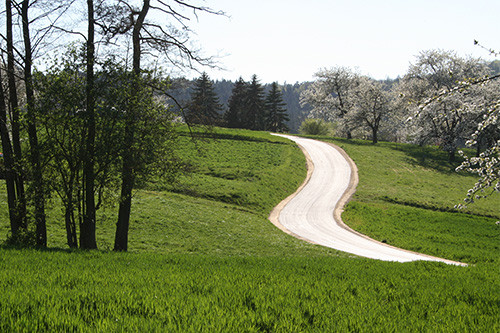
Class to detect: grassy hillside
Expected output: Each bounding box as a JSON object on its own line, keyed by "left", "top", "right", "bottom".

{"left": 318, "top": 137, "right": 499, "bottom": 264}
{"left": 0, "top": 128, "right": 498, "bottom": 331}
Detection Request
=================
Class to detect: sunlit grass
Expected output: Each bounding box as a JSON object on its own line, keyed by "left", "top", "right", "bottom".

{"left": 1, "top": 250, "right": 498, "bottom": 332}
{"left": 0, "top": 129, "right": 499, "bottom": 331}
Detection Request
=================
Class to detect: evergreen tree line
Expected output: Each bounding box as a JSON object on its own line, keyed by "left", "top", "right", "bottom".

{"left": 185, "top": 73, "right": 291, "bottom": 132}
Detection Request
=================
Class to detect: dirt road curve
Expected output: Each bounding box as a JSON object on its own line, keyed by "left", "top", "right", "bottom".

{"left": 270, "top": 134, "right": 466, "bottom": 265}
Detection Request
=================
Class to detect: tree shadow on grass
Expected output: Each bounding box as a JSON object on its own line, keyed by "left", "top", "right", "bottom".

{"left": 386, "top": 143, "right": 465, "bottom": 174}
{"left": 0, "top": 243, "right": 116, "bottom": 254}
{"left": 320, "top": 136, "right": 461, "bottom": 174}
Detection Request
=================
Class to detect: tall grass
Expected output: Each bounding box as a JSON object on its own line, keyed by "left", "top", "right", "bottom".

{"left": 1, "top": 250, "right": 498, "bottom": 332}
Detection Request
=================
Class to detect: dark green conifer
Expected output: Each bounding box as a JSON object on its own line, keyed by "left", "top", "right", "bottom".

{"left": 244, "top": 74, "right": 266, "bottom": 130}
{"left": 224, "top": 77, "right": 247, "bottom": 128}
{"left": 265, "top": 82, "right": 289, "bottom": 132}
{"left": 186, "top": 72, "right": 222, "bottom": 125}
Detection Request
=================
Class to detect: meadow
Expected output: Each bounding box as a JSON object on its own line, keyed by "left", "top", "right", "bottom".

{"left": 0, "top": 127, "right": 499, "bottom": 331}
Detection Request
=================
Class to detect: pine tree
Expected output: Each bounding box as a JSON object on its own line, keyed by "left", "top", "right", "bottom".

{"left": 265, "top": 82, "right": 289, "bottom": 132}
{"left": 186, "top": 72, "right": 222, "bottom": 126}
{"left": 224, "top": 77, "right": 247, "bottom": 128}
{"left": 244, "top": 74, "right": 266, "bottom": 130}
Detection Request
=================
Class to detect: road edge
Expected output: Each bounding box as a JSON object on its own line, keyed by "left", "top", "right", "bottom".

{"left": 268, "top": 141, "right": 321, "bottom": 245}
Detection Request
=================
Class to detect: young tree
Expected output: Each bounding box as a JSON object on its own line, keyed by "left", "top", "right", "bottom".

{"left": 22, "top": 0, "right": 47, "bottom": 247}
{"left": 300, "top": 67, "right": 360, "bottom": 139}
{"left": 185, "top": 72, "right": 222, "bottom": 126}
{"left": 264, "top": 82, "right": 289, "bottom": 132}
{"left": 34, "top": 56, "right": 87, "bottom": 248}
{"left": 5, "top": 0, "right": 27, "bottom": 233}
{"left": 224, "top": 77, "right": 246, "bottom": 128}
{"left": 0, "top": 65, "right": 21, "bottom": 236}
{"left": 299, "top": 119, "right": 334, "bottom": 136}
{"left": 244, "top": 74, "right": 265, "bottom": 130}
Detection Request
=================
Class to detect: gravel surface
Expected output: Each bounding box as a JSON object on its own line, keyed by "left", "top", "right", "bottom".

{"left": 270, "top": 134, "right": 465, "bottom": 265}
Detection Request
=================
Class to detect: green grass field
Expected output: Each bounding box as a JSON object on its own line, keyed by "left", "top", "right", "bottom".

{"left": 0, "top": 128, "right": 499, "bottom": 331}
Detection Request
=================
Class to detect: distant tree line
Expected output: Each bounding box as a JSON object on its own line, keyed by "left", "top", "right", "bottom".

{"left": 167, "top": 77, "right": 311, "bottom": 132}
{"left": 184, "top": 73, "right": 290, "bottom": 132}
{"left": 168, "top": 58, "right": 500, "bottom": 136}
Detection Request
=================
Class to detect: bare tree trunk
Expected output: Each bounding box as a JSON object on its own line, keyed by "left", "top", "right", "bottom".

{"left": 114, "top": 0, "right": 150, "bottom": 252}
{"left": 448, "top": 149, "right": 456, "bottom": 162}
{"left": 80, "top": 0, "right": 97, "bottom": 249}
{"left": 0, "top": 67, "right": 20, "bottom": 235}
{"left": 65, "top": 187, "right": 78, "bottom": 248}
{"left": 22, "top": 0, "right": 46, "bottom": 247}
{"left": 372, "top": 126, "right": 378, "bottom": 144}
{"left": 6, "top": 0, "right": 27, "bottom": 231}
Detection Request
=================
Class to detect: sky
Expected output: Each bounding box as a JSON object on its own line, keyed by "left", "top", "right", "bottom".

{"left": 184, "top": 0, "right": 500, "bottom": 84}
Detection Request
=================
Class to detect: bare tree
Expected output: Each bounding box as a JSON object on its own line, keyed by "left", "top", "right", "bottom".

{"left": 80, "top": 0, "right": 97, "bottom": 249}
{"left": 104, "top": 0, "right": 224, "bottom": 251}
{"left": 113, "top": 0, "right": 150, "bottom": 252}
{"left": 0, "top": 63, "right": 20, "bottom": 235}
{"left": 21, "top": 0, "right": 47, "bottom": 246}
{"left": 3, "top": 0, "right": 28, "bottom": 235}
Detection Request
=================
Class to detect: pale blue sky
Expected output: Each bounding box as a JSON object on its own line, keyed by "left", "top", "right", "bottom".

{"left": 187, "top": 0, "right": 500, "bottom": 83}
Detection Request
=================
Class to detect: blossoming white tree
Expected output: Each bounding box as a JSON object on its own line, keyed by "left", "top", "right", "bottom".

{"left": 300, "top": 67, "right": 360, "bottom": 139}
{"left": 348, "top": 77, "right": 395, "bottom": 144}
{"left": 400, "top": 50, "right": 491, "bottom": 161}
{"left": 455, "top": 78, "right": 500, "bottom": 207}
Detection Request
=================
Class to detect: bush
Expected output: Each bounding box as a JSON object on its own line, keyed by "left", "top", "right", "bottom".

{"left": 299, "top": 119, "right": 335, "bottom": 136}
{"left": 4, "top": 229, "right": 38, "bottom": 248}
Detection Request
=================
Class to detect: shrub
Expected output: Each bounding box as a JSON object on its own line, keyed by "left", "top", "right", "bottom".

{"left": 299, "top": 119, "right": 335, "bottom": 136}
{"left": 4, "top": 229, "right": 38, "bottom": 248}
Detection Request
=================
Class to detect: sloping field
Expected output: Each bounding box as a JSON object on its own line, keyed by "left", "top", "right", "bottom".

{"left": 0, "top": 128, "right": 498, "bottom": 331}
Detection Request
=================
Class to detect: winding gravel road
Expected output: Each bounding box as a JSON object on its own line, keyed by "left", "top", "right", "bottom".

{"left": 270, "top": 134, "right": 465, "bottom": 265}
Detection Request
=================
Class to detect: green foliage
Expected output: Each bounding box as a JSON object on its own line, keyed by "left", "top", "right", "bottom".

{"left": 299, "top": 118, "right": 335, "bottom": 136}
{"left": 4, "top": 229, "right": 37, "bottom": 248}
{"left": 1, "top": 127, "right": 317, "bottom": 255}
{"left": 243, "top": 75, "right": 266, "bottom": 130}
{"left": 224, "top": 77, "right": 247, "bottom": 128}
{"left": 0, "top": 155, "right": 4, "bottom": 178}
{"left": 175, "top": 78, "right": 311, "bottom": 132}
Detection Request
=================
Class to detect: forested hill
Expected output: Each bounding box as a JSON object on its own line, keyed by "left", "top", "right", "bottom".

{"left": 166, "top": 78, "right": 313, "bottom": 133}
